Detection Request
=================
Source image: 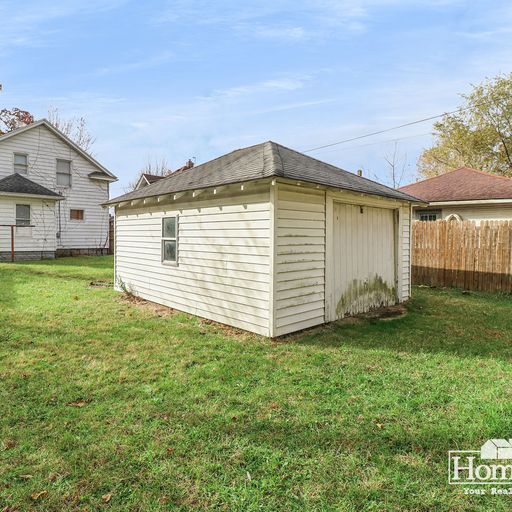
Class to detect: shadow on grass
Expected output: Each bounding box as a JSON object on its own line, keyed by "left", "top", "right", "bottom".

{"left": 289, "top": 288, "right": 512, "bottom": 362}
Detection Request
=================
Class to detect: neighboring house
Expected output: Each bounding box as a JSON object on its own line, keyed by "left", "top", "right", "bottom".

{"left": 481, "top": 439, "right": 512, "bottom": 460}
{"left": 0, "top": 119, "right": 117, "bottom": 261}
{"left": 107, "top": 141, "right": 419, "bottom": 337}
{"left": 134, "top": 173, "right": 165, "bottom": 190}
{"left": 398, "top": 167, "right": 512, "bottom": 223}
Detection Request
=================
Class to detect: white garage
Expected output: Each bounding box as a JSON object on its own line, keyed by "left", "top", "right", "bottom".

{"left": 106, "top": 141, "right": 419, "bottom": 337}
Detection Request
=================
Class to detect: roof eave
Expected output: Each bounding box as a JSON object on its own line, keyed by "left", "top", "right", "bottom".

{"left": 0, "top": 191, "right": 64, "bottom": 201}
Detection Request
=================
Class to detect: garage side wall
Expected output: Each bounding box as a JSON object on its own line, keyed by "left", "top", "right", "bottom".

{"left": 115, "top": 186, "right": 271, "bottom": 336}
{"left": 274, "top": 184, "right": 326, "bottom": 336}
{"left": 399, "top": 204, "right": 411, "bottom": 301}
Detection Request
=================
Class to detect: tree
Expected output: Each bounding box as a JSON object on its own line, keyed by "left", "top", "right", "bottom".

{"left": 47, "top": 107, "right": 95, "bottom": 153}
{"left": 126, "top": 157, "right": 170, "bottom": 191}
{"left": 0, "top": 108, "right": 34, "bottom": 134}
{"left": 383, "top": 142, "right": 409, "bottom": 188}
{"left": 419, "top": 73, "right": 512, "bottom": 178}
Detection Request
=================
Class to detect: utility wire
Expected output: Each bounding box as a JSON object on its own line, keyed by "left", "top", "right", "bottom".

{"left": 303, "top": 101, "right": 482, "bottom": 153}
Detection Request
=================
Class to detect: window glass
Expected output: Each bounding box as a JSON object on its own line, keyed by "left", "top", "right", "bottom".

{"left": 162, "top": 217, "right": 176, "bottom": 238}
{"left": 14, "top": 153, "right": 28, "bottom": 174}
{"left": 16, "top": 204, "right": 30, "bottom": 226}
{"left": 162, "top": 240, "right": 177, "bottom": 262}
{"left": 162, "top": 216, "right": 178, "bottom": 263}
{"left": 56, "top": 159, "right": 71, "bottom": 186}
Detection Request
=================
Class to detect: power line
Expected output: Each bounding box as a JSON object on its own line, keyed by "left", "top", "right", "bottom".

{"left": 303, "top": 103, "right": 478, "bottom": 153}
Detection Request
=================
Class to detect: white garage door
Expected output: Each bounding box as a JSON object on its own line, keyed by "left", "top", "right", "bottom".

{"left": 333, "top": 202, "right": 397, "bottom": 319}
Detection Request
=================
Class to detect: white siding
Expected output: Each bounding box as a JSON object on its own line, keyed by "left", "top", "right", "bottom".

{"left": 274, "top": 184, "right": 326, "bottom": 336}
{"left": 399, "top": 204, "right": 411, "bottom": 300}
{"left": 115, "top": 186, "right": 271, "bottom": 336}
{"left": 0, "top": 197, "right": 56, "bottom": 254}
{"left": 0, "top": 125, "right": 110, "bottom": 250}
{"left": 441, "top": 204, "right": 512, "bottom": 224}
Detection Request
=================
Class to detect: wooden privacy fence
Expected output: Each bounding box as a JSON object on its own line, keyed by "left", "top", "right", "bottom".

{"left": 412, "top": 220, "right": 512, "bottom": 292}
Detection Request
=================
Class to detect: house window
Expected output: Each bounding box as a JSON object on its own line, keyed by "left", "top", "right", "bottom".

{"left": 162, "top": 216, "right": 178, "bottom": 264}
{"left": 70, "top": 209, "right": 84, "bottom": 220}
{"left": 15, "top": 204, "right": 30, "bottom": 226}
{"left": 14, "top": 153, "right": 28, "bottom": 174}
{"left": 56, "top": 159, "right": 72, "bottom": 186}
{"left": 417, "top": 209, "right": 441, "bottom": 222}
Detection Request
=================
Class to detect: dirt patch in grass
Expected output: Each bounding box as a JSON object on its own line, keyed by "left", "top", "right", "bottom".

{"left": 118, "top": 293, "right": 177, "bottom": 317}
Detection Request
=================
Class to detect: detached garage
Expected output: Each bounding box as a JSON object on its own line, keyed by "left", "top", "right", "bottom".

{"left": 106, "top": 142, "right": 419, "bottom": 337}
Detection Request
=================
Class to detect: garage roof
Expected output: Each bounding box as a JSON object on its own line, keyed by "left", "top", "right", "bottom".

{"left": 106, "top": 141, "right": 419, "bottom": 205}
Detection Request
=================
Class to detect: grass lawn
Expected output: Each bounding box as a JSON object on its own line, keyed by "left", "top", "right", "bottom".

{"left": 2, "top": 256, "right": 512, "bottom": 511}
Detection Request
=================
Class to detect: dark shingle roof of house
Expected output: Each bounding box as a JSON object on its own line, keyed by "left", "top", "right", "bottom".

{"left": 398, "top": 167, "right": 512, "bottom": 202}
{"left": 107, "top": 141, "right": 419, "bottom": 205}
{"left": 0, "top": 173, "right": 62, "bottom": 198}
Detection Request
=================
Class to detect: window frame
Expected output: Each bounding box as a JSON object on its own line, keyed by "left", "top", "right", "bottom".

{"left": 161, "top": 216, "right": 178, "bottom": 265}
{"left": 13, "top": 152, "right": 28, "bottom": 174}
{"left": 69, "top": 208, "right": 85, "bottom": 221}
{"left": 56, "top": 158, "right": 72, "bottom": 187}
{"left": 417, "top": 209, "right": 441, "bottom": 222}
{"left": 15, "top": 204, "right": 31, "bottom": 226}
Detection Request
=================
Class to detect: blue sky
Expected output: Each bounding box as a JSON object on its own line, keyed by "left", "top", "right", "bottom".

{"left": 1, "top": 0, "right": 511, "bottom": 196}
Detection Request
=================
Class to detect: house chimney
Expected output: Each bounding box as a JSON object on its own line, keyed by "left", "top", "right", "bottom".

{"left": 357, "top": 169, "right": 363, "bottom": 177}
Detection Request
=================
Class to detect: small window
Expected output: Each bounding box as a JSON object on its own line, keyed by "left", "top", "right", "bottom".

{"left": 16, "top": 204, "right": 30, "bottom": 226}
{"left": 417, "top": 209, "right": 441, "bottom": 222}
{"left": 56, "top": 159, "right": 72, "bottom": 186}
{"left": 70, "top": 209, "right": 84, "bottom": 220}
{"left": 162, "top": 216, "right": 178, "bottom": 264}
{"left": 14, "top": 153, "right": 28, "bottom": 174}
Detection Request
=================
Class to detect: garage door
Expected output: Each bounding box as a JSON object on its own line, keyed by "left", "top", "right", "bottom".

{"left": 333, "top": 202, "right": 397, "bottom": 319}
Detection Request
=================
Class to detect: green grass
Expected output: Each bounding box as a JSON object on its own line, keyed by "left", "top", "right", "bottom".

{"left": 1, "top": 256, "right": 512, "bottom": 511}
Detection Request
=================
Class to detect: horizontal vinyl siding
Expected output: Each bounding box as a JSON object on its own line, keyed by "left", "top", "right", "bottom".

{"left": 400, "top": 205, "right": 411, "bottom": 301}
{"left": 441, "top": 205, "right": 512, "bottom": 224}
{"left": 0, "top": 125, "right": 109, "bottom": 250}
{"left": 0, "top": 197, "right": 56, "bottom": 253}
{"left": 274, "top": 184, "right": 326, "bottom": 336}
{"left": 115, "top": 188, "right": 271, "bottom": 336}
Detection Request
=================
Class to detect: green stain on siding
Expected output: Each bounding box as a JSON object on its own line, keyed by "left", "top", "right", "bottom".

{"left": 336, "top": 275, "right": 396, "bottom": 318}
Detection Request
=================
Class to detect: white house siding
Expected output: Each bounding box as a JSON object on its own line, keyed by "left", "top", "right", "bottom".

{"left": 274, "top": 184, "right": 326, "bottom": 337}
{"left": 399, "top": 204, "right": 411, "bottom": 301}
{"left": 115, "top": 185, "right": 272, "bottom": 336}
{"left": 0, "top": 197, "right": 56, "bottom": 260}
{"left": 440, "top": 204, "right": 512, "bottom": 224}
{"left": 0, "top": 125, "right": 110, "bottom": 251}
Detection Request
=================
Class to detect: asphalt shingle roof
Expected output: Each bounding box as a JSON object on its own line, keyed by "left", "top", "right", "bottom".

{"left": 398, "top": 167, "right": 512, "bottom": 202}
{"left": 106, "top": 141, "right": 419, "bottom": 205}
{"left": 0, "top": 173, "right": 62, "bottom": 198}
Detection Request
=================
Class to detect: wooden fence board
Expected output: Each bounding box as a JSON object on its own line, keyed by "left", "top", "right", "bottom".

{"left": 412, "top": 220, "right": 512, "bottom": 293}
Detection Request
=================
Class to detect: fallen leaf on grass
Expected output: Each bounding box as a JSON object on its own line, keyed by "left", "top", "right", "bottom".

{"left": 67, "top": 399, "right": 89, "bottom": 407}
{"left": 102, "top": 493, "right": 113, "bottom": 503}
{"left": 31, "top": 490, "right": 48, "bottom": 500}
{"left": 166, "top": 447, "right": 174, "bottom": 456}
{"left": 19, "top": 474, "right": 33, "bottom": 480}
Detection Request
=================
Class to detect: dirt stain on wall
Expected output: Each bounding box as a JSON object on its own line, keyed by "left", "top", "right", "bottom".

{"left": 336, "top": 274, "right": 396, "bottom": 318}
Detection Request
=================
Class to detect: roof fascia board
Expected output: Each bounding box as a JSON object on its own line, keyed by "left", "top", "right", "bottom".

{"left": 0, "top": 191, "right": 63, "bottom": 201}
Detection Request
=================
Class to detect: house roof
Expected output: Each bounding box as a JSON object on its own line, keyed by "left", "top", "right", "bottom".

{"left": 143, "top": 173, "right": 166, "bottom": 184}
{"left": 0, "top": 173, "right": 63, "bottom": 199}
{"left": 0, "top": 119, "right": 117, "bottom": 181}
{"left": 107, "top": 141, "right": 419, "bottom": 205}
{"left": 398, "top": 167, "right": 512, "bottom": 202}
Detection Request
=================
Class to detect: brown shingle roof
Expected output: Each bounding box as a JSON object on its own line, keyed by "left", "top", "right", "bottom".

{"left": 398, "top": 167, "right": 512, "bottom": 202}
{"left": 142, "top": 173, "right": 166, "bottom": 184}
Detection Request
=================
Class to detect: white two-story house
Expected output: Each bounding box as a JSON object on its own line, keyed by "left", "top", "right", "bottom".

{"left": 0, "top": 119, "right": 117, "bottom": 261}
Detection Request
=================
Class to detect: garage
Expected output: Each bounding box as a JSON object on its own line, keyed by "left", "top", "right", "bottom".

{"left": 107, "top": 140, "right": 418, "bottom": 337}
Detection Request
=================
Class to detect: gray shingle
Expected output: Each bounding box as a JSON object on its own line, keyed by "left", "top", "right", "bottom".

{"left": 106, "top": 141, "right": 419, "bottom": 205}
{"left": 0, "top": 173, "right": 62, "bottom": 198}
